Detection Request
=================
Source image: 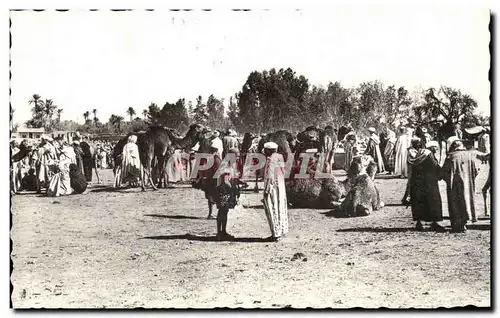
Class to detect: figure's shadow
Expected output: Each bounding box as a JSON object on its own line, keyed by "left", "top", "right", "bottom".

{"left": 321, "top": 208, "right": 350, "bottom": 219}
{"left": 337, "top": 224, "right": 490, "bottom": 233}
{"left": 242, "top": 204, "right": 264, "bottom": 209}
{"left": 337, "top": 227, "right": 419, "bottom": 233}
{"left": 144, "top": 214, "right": 208, "bottom": 220}
{"left": 141, "top": 233, "right": 274, "bottom": 243}
{"left": 89, "top": 186, "right": 140, "bottom": 193}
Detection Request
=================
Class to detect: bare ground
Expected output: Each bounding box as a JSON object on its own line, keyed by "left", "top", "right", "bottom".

{"left": 11, "top": 162, "right": 491, "bottom": 309}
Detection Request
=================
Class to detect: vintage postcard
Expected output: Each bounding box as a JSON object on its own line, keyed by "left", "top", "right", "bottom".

{"left": 9, "top": 7, "right": 491, "bottom": 309}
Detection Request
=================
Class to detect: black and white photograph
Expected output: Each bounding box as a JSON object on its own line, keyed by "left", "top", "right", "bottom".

{"left": 9, "top": 5, "right": 492, "bottom": 309}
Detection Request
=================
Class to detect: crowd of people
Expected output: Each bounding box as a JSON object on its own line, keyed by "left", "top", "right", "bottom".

{"left": 10, "top": 133, "right": 117, "bottom": 197}
{"left": 11, "top": 123, "right": 491, "bottom": 238}
{"left": 342, "top": 125, "right": 491, "bottom": 233}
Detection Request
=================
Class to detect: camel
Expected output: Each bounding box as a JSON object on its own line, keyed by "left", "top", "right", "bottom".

{"left": 285, "top": 154, "right": 378, "bottom": 210}
{"left": 337, "top": 125, "right": 353, "bottom": 143}
{"left": 113, "top": 124, "right": 204, "bottom": 191}
{"left": 294, "top": 125, "right": 337, "bottom": 174}
{"left": 434, "top": 121, "right": 462, "bottom": 163}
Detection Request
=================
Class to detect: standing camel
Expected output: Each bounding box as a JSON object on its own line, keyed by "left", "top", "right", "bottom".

{"left": 142, "top": 124, "right": 204, "bottom": 190}
{"left": 113, "top": 124, "right": 204, "bottom": 191}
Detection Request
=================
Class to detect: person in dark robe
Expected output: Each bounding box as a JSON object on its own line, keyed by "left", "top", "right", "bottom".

{"left": 80, "top": 137, "right": 93, "bottom": 183}
{"left": 408, "top": 140, "right": 445, "bottom": 232}
{"left": 215, "top": 167, "right": 243, "bottom": 240}
{"left": 69, "top": 163, "right": 88, "bottom": 194}
{"left": 441, "top": 140, "right": 478, "bottom": 233}
{"left": 365, "top": 127, "right": 385, "bottom": 174}
{"left": 383, "top": 128, "right": 397, "bottom": 174}
{"left": 72, "top": 140, "right": 85, "bottom": 175}
{"left": 401, "top": 137, "right": 422, "bottom": 205}
{"left": 195, "top": 142, "right": 222, "bottom": 220}
{"left": 21, "top": 168, "right": 38, "bottom": 191}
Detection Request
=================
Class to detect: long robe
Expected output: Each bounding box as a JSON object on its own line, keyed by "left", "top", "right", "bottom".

{"left": 394, "top": 133, "right": 411, "bottom": 177}
{"left": 80, "top": 141, "right": 94, "bottom": 182}
{"left": 383, "top": 131, "right": 397, "bottom": 173}
{"left": 11, "top": 147, "right": 21, "bottom": 193}
{"left": 166, "top": 150, "right": 189, "bottom": 183}
{"left": 73, "top": 145, "right": 85, "bottom": 174}
{"left": 69, "top": 163, "right": 88, "bottom": 194}
{"left": 36, "top": 143, "right": 57, "bottom": 189}
{"left": 365, "top": 135, "right": 385, "bottom": 173}
{"left": 478, "top": 133, "right": 490, "bottom": 155}
{"left": 47, "top": 157, "right": 73, "bottom": 197}
{"left": 212, "top": 137, "right": 224, "bottom": 159}
{"left": 441, "top": 150, "right": 478, "bottom": 231}
{"left": 222, "top": 136, "right": 239, "bottom": 158}
{"left": 343, "top": 139, "right": 355, "bottom": 172}
{"left": 263, "top": 153, "right": 289, "bottom": 238}
{"left": 120, "top": 142, "right": 142, "bottom": 184}
{"left": 408, "top": 150, "right": 443, "bottom": 222}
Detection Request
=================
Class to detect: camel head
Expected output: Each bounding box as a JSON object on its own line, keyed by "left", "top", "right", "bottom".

{"left": 186, "top": 123, "right": 205, "bottom": 142}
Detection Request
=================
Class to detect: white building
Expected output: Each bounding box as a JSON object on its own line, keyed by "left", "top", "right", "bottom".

{"left": 12, "top": 126, "right": 45, "bottom": 140}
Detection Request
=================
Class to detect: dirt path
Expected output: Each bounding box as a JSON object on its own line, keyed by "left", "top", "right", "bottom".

{"left": 11, "top": 164, "right": 491, "bottom": 308}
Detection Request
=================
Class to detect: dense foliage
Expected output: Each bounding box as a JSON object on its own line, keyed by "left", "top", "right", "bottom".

{"left": 19, "top": 68, "right": 488, "bottom": 137}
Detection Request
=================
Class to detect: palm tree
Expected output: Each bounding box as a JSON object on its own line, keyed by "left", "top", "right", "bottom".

{"left": 126, "top": 107, "right": 136, "bottom": 122}
{"left": 43, "top": 99, "right": 58, "bottom": 130}
{"left": 83, "top": 111, "right": 90, "bottom": 123}
{"left": 57, "top": 109, "right": 63, "bottom": 123}
{"left": 142, "top": 109, "right": 148, "bottom": 119}
{"left": 110, "top": 114, "right": 124, "bottom": 133}
{"left": 28, "top": 94, "right": 43, "bottom": 110}
{"left": 28, "top": 94, "right": 45, "bottom": 127}
{"left": 92, "top": 109, "right": 97, "bottom": 124}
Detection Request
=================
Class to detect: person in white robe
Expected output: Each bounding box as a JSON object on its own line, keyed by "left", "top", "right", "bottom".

{"left": 115, "top": 135, "right": 142, "bottom": 187}
{"left": 36, "top": 136, "right": 58, "bottom": 193}
{"left": 47, "top": 147, "right": 73, "bottom": 197}
{"left": 394, "top": 127, "right": 412, "bottom": 177}
{"left": 211, "top": 131, "right": 224, "bottom": 159}
{"left": 262, "top": 142, "right": 289, "bottom": 241}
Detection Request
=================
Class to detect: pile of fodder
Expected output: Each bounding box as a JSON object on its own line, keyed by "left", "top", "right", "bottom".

{"left": 285, "top": 177, "right": 346, "bottom": 209}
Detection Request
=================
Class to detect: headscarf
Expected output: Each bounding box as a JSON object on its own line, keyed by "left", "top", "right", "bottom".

{"left": 449, "top": 140, "right": 466, "bottom": 152}
{"left": 425, "top": 140, "right": 439, "bottom": 149}
{"left": 128, "top": 135, "right": 138, "bottom": 144}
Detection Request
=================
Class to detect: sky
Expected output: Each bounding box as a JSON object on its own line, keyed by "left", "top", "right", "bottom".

{"left": 9, "top": 8, "right": 491, "bottom": 126}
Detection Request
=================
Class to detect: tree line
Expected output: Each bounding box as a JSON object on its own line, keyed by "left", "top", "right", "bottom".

{"left": 17, "top": 67, "right": 489, "bottom": 136}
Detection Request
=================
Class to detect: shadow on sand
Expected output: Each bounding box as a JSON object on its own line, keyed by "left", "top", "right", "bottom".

{"left": 141, "top": 233, "right": 274, "bottom": 243}
{"left": 144, "top": 214, "right": 209, "bottom": 220}
{"left": 89, "top": 186, "right": 142, "bottom": 193}
{"left": 242, "top": 204, "right": 264, "bottom": 209}
{"left": 337, "top": 224, "right": 490, "bottom": 233}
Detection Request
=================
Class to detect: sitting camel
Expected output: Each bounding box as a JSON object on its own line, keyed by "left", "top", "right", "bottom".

{"left": 285, "top": 153, "right": 381, "bottom": 212}
{"left": 338, "top": 161, "right": 384, "bottom": 217}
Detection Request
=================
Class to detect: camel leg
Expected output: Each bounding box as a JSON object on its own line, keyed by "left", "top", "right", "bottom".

{"left": 156, "top": 155, "right": 167, "bottom": 189}
{"left": 483, "top": 191, "right": 488, "bottom": 217}
{"left": 207, "top": 201, "right": 214, "bottom": 219}
{"left": 93, "top": 160, "right": 102, "bottom": 184}
{"left": 483, "top": 174, "right": 490, "bottom": 216}
{"left": 148, "top": 167, "right": 158, "bottom": 191}
{"left": 254, "top": 173, "right": 259, "bottom": 193}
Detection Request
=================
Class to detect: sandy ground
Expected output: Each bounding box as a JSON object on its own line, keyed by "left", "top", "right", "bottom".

{"left": 11, "top": 160, "right": 491, "bottom": 309}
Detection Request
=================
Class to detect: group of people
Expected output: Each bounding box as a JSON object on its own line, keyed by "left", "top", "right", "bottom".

{"left": 10, "top": 133, "right": 108, "bottom": 196}
{"left": 12, "top": 122, "right": 491, "bottom": 237}
{"left": 191, "top": 128, "right": 288, "bottom": 241}
{"left": 342, "top": 125, "right": 490, "bottom": 233}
